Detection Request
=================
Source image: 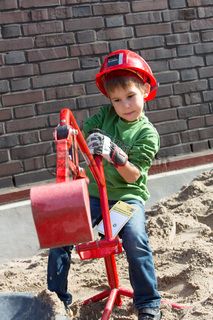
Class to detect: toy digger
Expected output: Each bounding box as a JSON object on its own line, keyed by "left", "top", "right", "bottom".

{"left": 31, "top": 107, "right": 134, "bottom": 320}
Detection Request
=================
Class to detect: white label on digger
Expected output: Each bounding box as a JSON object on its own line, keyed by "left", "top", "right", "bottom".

{"left": 97, "top": 201, "right": 137, "bottom": 237}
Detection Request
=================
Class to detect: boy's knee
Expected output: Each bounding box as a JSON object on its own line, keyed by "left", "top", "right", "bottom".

{"left": 123, "top": 232, "right": 150, "bottom": 255}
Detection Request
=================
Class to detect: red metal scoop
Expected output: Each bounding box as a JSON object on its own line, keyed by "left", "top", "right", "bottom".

{"left": 31, "top": 178, "right": 93, "bottom": 249}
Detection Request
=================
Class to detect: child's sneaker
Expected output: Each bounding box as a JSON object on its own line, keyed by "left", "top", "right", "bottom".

{"left": 138, "top": 307, "right": 161, "bottom": 320}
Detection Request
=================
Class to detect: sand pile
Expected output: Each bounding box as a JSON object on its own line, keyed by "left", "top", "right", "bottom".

{"left": 0, "top": 169, "right": 212, "bottom": 319}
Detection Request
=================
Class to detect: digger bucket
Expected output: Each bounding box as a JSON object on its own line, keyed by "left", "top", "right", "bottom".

{"left": 30, "top": 178, "right": 94, "bottom": 249}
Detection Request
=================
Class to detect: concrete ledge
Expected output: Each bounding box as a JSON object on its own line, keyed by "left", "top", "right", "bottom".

{"left": 0, "top": 151, "right": 212, "bottom": 205}
{"left": 146, "top": 162, "right": 213, "bottom": 209}
{"left": 149, "top": 150, "right": 213, "bottom": 175}
{"left": 0, "top": 158, "right": 212, "bottom": 263}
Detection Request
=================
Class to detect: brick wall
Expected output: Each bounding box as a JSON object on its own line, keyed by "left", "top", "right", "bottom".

{"left": 0, "top": 0, "right": 213, "bottom": 189}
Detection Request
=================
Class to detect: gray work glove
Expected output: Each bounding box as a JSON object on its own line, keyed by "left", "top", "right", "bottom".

{"left": 86, "top": 130, "right": 128, "bottom": 167}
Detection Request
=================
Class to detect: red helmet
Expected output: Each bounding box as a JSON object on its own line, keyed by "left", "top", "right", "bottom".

{"left": 96, "top": 49, "right": 158, "bottom": 101}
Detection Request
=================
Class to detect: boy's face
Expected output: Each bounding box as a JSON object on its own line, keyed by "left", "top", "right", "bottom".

{"left": 108, "top": 82, "right": 149, "bottom": 122}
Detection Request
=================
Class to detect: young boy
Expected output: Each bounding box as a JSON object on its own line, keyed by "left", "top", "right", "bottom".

{"left": 47, "top": 49, "right": 161, "bottom": 320}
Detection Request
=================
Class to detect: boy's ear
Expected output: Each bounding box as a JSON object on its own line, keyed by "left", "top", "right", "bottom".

{"left": 143, "top": 83, "right": 150, "bottom": 98}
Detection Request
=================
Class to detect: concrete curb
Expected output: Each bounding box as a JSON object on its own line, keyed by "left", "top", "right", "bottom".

{"left": 0, "top": 151, "right": 212, "bottom": 205}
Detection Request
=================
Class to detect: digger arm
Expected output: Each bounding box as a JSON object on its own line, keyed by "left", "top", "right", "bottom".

{"left": 56, "top": 108, "right": 105, "bottom": 187}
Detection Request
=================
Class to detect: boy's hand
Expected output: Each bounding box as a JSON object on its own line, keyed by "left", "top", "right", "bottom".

{"left": 86, "top": 131, "right": 128, "bottom": 167}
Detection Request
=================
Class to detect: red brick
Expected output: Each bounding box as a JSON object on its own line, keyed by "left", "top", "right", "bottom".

{"left": 14, "top": 169, "right": 54, "bottom": 187}
{"left": 146, "top": 109, "right": 177, "bottom": 123}
{"left": 0, "top": 38, "right": 33, "bottom": 52}
{"left": 23, "top": 21, "right": 63, "bottom": 36}
{"left": 198, "top": 7, "right": 213, "bottom": 19}
{"left": 205, "top": 114, "right": 213, "bottom": 126}
{"left": 199, "top": 66, "right": 213, "bottom": 78}
{"left": 6, "top": 115, "right": 48, "bottom": 133}
{"left": 64, "top": 17, "right": 104, "bottom": 31}
{"left": 51, "top": 7, "right": 72, "bottom": 19}
{"left": 188, "top": 0, "right": 212, "bottom": 5}
{"left": 11, "top": 142, "right": 53, "bottom": 160}
{"left": 0, "top": 161, "right": 23, "bottom": 177}
{"left": 0, "top": 123, "right": 5, "bottom": 135}
{"left": 49, "top": 113, "right": 60, "bottom": 126}
{"left": 2, "top": 24, "right": 21, "bottom": 38}
{"left": 0, "top": 11, "right": 30, "bottom": 24}
{"left": 73, "top": 109, "right": 90, "bottom": 129}
{"left": 40, "top": 128, "right": 54, "bottom": 141}
{"left": 0, "top": 134, "right": 19, "bottom": 148}
{"left": 0, "top": 79, "right": 10, "bottom": 93}
{"left": 0, "top": 108, "right": 13, "bottom": 121}
{"left": 184, "top": 92, "right": 202, "bottom": 105}
{"left": 174, "top": 79, "right": 207, "bottom": 95}
{"left": 158, "top": 144, "right": 191, "bottom": 157}
{"left": 24, "top": 157, "right": 45, "bottom": 171}
{"left": 129, "top": 36, "right": 164, "bottom": 51}
{"left": 0, "top": 64, "right": 38, "bottom": 80}
{"left": 63, "top": 0, "right": 78, "bottom": 3}
{"left": 0, "top": 150, "right": 9, "bottom": 163}
{"left": 178, "top": 104, "right": 209, "bottom": 119}
{"left": 57, "top": 84, "right": 85, "bottom": 99}
{"left": 36, "top": 99, "right": 76, "bottom": 115}
{"left": 45, "top": 84, "right": 85, "bottom": 100}
{"left": 19, "top": 131, "right": 39, "bottom": 145}
{"left": 32, "top": 72, "right": 72, "bottom": 89}
{"left": 172, "top": 21, "right": 190, "bottom": 33}
{"left": 30, "top": 7, "right": 72, "bottom": 21}
{"left": 181, "top": 129, "right": 200, "bottom": 143}
{"left": 199, "top": 127, "right": 213, "bottom": 139}
{"left": 0, "top": 177, "right": 13, "bottom": 189}
{"left": 77, "top": 93, "right": 108, "bottom": 109}
{"left": 30, "top": 8, "right": 49, "bottom": 21}
{"left": 93, "top": 2, "right": 130, "bottom": 15}
{"left": 72, "top": 5, "right": 91, "bottom": 17}
{"left": 0, "top": 0, "right": 18, "bottom": 10}
{"left": 76, "top": 30, "right": 96, "bottom": 44}
{"left": 35, "top": 32, "right": 75, "bottom": 47}
{"left": 40, "top": 58, "right": 79, "bottom": 74}
{"left": 156, "top": 84, "right": 173, "bottom": 98}
{"left": 126, "top": 12, "right": 162, "bottom": 25}
{"left": 19, "top": 0, "right": 60, "bottom": 8}
{"left": 74, "top": 69, "right": 97, "bottom": 82}
{"left": 132, "top": 0, "right": 168, "bottom": 11}
{"left": 136, "top": 23, "right": 171, "bottom": 37}
{"left": 155, "top": 119, "right": 187, "bottom": 135}
{"left": 70, "top": 42, "right": 109, "bottom": 56}
{"left": 179, "top": 9, "right": 197, "bottom": 20}
{"left": 98, "top": 27, "right": 133, "bottom": 40}
{"left": 14, "top": 105, "right": 35, "bottom": 119}
{"left": 45, "top": 153, "right": 56, "bottom": 168}
{"left": 27, "top": 47, "right": 68, "bottom": 62}
{"left": 195, "top": 43, "right": 212, "bottom": 55}
{"left": 5, "top": 51, "right": 26, "bottom": 64}
{"left": 166, "top": 33, "right": 199, "bottom": 46}
{"left": 160, "top": 133, "right": 181, "bottom": 147}
{"left": 45, "top": 88, "right": 57, "bottom": 100}
{"left": 191, "top": 140, "right": 209, "bottom": 152}
{"left": 2, "top": 90, "right": 44, "bottom": 107}
{"left": 191, "top": 18, "right": 213, "bottom": 31}
{"left": 188, "top": 117, "right": 205, "bottom": 129}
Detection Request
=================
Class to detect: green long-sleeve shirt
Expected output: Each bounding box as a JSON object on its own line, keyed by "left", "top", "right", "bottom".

{"left": 83, "top": 105, "right": 160, "bottom": 203}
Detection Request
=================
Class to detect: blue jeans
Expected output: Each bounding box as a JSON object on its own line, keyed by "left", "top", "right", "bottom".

{"left": 47, "top": 197, "right": 161, "bottom": 310}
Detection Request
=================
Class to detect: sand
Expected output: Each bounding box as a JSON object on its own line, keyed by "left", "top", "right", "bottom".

{"left": 0, "top": 169, "right": 212, "bottom": 319}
